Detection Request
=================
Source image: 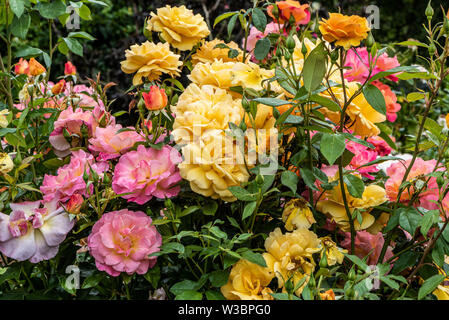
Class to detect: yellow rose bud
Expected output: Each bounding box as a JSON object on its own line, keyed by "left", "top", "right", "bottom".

{"left": 282, "top": 198, "right": 316, "bottom": 231}
{"left": 0, "top": 153, "right": 14, "bottom": 174}
{"left": 0, "top": 110, "right": 9, "bottom": 128}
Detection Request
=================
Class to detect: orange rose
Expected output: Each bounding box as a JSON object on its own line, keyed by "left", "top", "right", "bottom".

{"left": 51, "top": 80, "right": 66, "bottom": 95}
{"left": 142, "top": 86, "right": 168, "bottom": 111}
{"left": 28, "top": 58, "right": 46, "bottom": 76}
{"left": 268, "top": 0, "right": 310, "bottom": 25}
{"left": 320, "top": 289, "right": 336, "bottom": 300}
{"left": 65, "top": 61, "right": 77, "bottom": 75}
{"left": 14, "top": 58, "right": 29, "bottom": 75}
{"left": 319, "top": 13, "right": 370, "bottom": 50}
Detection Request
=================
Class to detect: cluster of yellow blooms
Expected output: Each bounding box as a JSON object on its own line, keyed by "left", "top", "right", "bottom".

{"left": 221, "top": 199, "right": 347, "bottom": 300}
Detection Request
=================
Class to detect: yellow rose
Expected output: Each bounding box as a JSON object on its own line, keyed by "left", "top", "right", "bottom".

{"left": 192, "top": 39, "right": 245, "bottom": 65}
{"left": 172, "top": 84, "right": 244, "bottom": 145}
{"left": 0, "top": 110, "right": 9, "bottom": 128}
{"left": 264, "top": 227, "right": 320, "bottom": 296}
{"left": 188, "top": 60, "right": 236, "bottom": 95}
{"left": 319, "top": 13, "right": 370, "bottom": 50}
{"left": 320, "top": 81, "right": 386, "bottom": 137}
{"left": 120, "top": 41, "right": 182, "bottom": 86}
{"left": 319, "top": 236, "right": 346, "bottom": 266}
{"left": 221, "top": 258, "right": 274, "bottom": 300}
{"left": 319, "top": 289, "right": 336, "bottom": 300}
{"left": 316, "top": 173, "right": 388, "bottom": 232}
{"left": 0, "top": 153, "right": 13, "bottom": 174}
{"left": 147, "top": 5, "right": 210, "bottom": 51}
{"left": 282, "top": 198, "right": 316, "bottom": 231}
{"left": 433, "top": 256, "right": 449, "bottom": 300}
{"left": 231, "top": 62, "right": 276, "bottom": 92}
{"left": 178, "top": 132, "right": 250, "bottom": 202}
{"left": 366, "top": 212, "right": 390, "bottom": 234}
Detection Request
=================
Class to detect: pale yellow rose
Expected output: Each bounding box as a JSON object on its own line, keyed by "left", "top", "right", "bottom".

{"left": 188, "top": 60, "right": 236, "bottom": 95}
{"left": 0, "top": 110, "right": 9, "bottom": 128}
{"left": 192, "top": 39, "right": 245, "bottom": 65}
{"left": 319, "top": 236, "right": 347, "bottom": 266}
{"left": 147, "top": 5, "right": 210, "bottom": 51}
{"left": 316, "top": 173, "right": 388, "bottom": 232}
{"left": 221, "top": 258, "right": 274, "bottom": 300}
{"left": 264, "top": 227, "right": 320, "bottom": 296}
{"left": 178, "top": 132, "right": 250, "bottom": 202}
{"left": 0, "top": 153, "right": 13, "bottom": 174}
{"left": 366, "top": 212, "right": 390, "bottom": 234}
{"left": 231, "top": 62, "right": 276, "bottom": 92}
{"left": 433, "top": 256, "right": 449, "bottom": 300}
{"left": 320, "top": 81, "right": 386, "bottom": 137}
{"left": 120, "top": 41, "right": 182, "bottom": 86}
{"left": 172, "top": 84, "right": 244, "bottom": 145}
{"left": 282, "top": 198, "right": 316, "bottom": 231}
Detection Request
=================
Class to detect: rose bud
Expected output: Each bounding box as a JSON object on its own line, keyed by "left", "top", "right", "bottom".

{"left": 64, "top": 61, "right": 77, "bottom": 75}
{"left": 28, "top": 58, "right": 46, "bottom": 76}
{"left": 51, "top": 79, "right": 66, "bottom": 95}
{"left": 142, "top": 86, "right": 168, "bottom": 111}
{"left": 66, "top": 194, "right": 84, "bottom": 215}
{"left": 14, "top": 58, "right": 29, "bottom": 75}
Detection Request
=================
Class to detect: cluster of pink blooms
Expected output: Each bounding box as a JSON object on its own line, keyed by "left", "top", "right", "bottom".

{"left": 246, "top": 22, "right": 284, "bottom": 60}
{"left": 0, "top": 62, "right": 183, "bottom": 275}
{"left": 344, "top": 47, "right": 402, "bottom": 122}
{"left": 385, "top": 158, "right": 444, "bottom": 210}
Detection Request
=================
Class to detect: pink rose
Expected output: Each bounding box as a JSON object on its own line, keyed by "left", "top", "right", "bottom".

{"left": 366, "top": 135, "right": 393, "bottom": 156}
{"left": 245, "top": 22, "right": 283, "bottom": 60}
{"left": 341, "top": 231, "right": 393, "bottom": 265}
{"left": 344, "top": 47, "right": 400, "bottom": 83}
{"left": 87, "top": 209, "right": 162, "bottom": 276}
{"left": 41, "top": 150, "right": 109, "bottom": 203}
{"left": 385, "top": 158, "right": 442, "bottom": 210}
{"left": 372, "top": 81, "right": 401, "bottom": 122}
{"left": 88, "top": 124, "right": 145, "bottom": 161}
{"left": 64, "top": 84, "right": 105, "bottom": 108}
{"left": 346, "top": 140, "right": 379, "bottom": 180}
{"left": 0, "top": 200, "right": 74, "bottom": 263}
{"left": 112, "top": 145, "right": 182, "bottom": 205}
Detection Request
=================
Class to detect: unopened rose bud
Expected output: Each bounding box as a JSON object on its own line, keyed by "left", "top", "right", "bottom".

{"left": 142, "top": 86, "right": 168, "bottom": 111}
{"left": 28, "top": 58, "right": 46, "bottom": 76}
{"left": 425, "top": 1, "right": 434, "bottom": 20}
{"left": 67, "top": 194, "right": 84, "bottom": 215}
{"left": 64, "top": 61, "right": 77, "bottom": 76}
{"left": 51, "top": 79, "right": 66, "bottom": 95}
{"left": 366, "top": 32, "right": 375, "bottom": 49}
{"left": 301, "top": 42, "right": 308, "bottom": 56}
{"left": 256, "top": 174, "right": 264, "bottom": 185}
{"left": 429, "top": 42, "right": 437, "bottom": 56}
{"left": 286, "top": 36, "right": 296, "bottom": 52}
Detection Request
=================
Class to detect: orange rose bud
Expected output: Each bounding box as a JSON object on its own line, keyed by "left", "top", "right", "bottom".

{"left": 28, "top": 58, "right": 46, "bottom": 76}
{"left": 14, "top": 58, "right": 29, "bottom": 75}
{"left": 267, "top": 0, "right": 310, "bottom": 25}
{"left": 446, "top": 114, "right": 449, "bottom": 128}
{"left": 66, "top": 194, "right": 84, "bottom": 215}
{"left": 142, "top": 86, "right": 168, "bottom": 111}
{"left": 320, "top": 289, "right": 336, "bottom": 300}
{"left": 51, "top": 79, "right": 66, "bottom": 95}
{"left": 64, "top": 61, "right": 77, "bottom": 75}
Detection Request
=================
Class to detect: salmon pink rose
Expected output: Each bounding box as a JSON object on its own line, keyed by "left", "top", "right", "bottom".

{"left": 87, "top": 209, "right": 162, "bottom": 276}
{"left": 0, "top": 200, "right": 74, "bottom": 263}
{"left": 341, "top": 231, "right": 393, "bottom": 265}
{"left": 112, "top": 145, "right": 182, "bottom": 205}
{"left": 88, "top": 124, "right": 145, "bottom": 161}
{"left": 41, "top": 150, "right": 109, "bottom": 203}
{"left": 64, "top": 61, "right": 77, "bottom": 75}
{"left": 372, "top": 81, "right": 401, "bottom": 122}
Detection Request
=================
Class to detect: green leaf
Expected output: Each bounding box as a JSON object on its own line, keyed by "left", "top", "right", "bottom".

{"left": 76, "top": 4, "right": 92, "bottom": 20}
{"left": 240, "top": 250, "right": 267, "bottom": 267}
{"left": 228, "top": 186, "right": 257, "bottom": 201}
{"left": 368, "top": 66, "right": 419, "bottom": 83}
{"left": 205, "top": 290, "right": 225, "bottom": 300}
{"left": 391, "top": 251, "right": 419, "bottom": 274}
{"left": 320, "top": 133, "right": 346, "bottom": 166}
{"left": 252, "top": 8, "right": 267, "bottom": 32}
{"left": 214, "top": 11, "right": 238, "bottom": 27}
{"left": 380, "top": 276, "right": 399, "bottom": 290}
{"left": 398, "top": 207, "right": 422, "bottom": 235}
{"left": 281, "top": 170, "right": 299, "bottom": 194}
{"left": 175, "top": 290, "right": 203, "bottom": 300}
{"left": 254, "top": 38, "right": 271, "bottom": 61}
{"left": 310, "top": 94, "right": 340, "bottom": 112}
{"left": 68, "top": 31, "right": 96, "bottom": 40}
{"left": 14, "top": 46, "right": 43, "bottom": 58}
{"left": 345, "top": 254, "right": 368, "bottom": 271}
{"left": 253, "top": 97, "right": 291, "bottom": 107}
{"left": 170, "top": 280, "right": 202, "bottom": 296}
{"left": 300, "top": 167, "right": 319, "bottom": 191}
{"left": 202, "top": 200, "right": 218, "bottom": 215}
{"left": 418, "top": 274, "right": 446, "bottom": 300}
{"left": 407, "top": 92, "right": 425, "bottom": 102}
{"left": 363, "top": 84, "right": 386, "bottom": 115}
{"left": 63, "top": 37, "right": 83, "bottom": 56}
{"left": 208, "top": 270, "right": 229, "bottom": 287}
{"left": 419, "top": 210, "right": 440, "bottom": 237}
{"left": 242, "top": 201, "right": 257, "bottom": 220}
{"left": 302, "top": 42, "right": 326, "bottom": 92}
{"left": 9, "top": 0, "right": 25, "bottom": 17}
{"left": 11, "top": 13, "right": 30, "bottom": 38}
{"left": 396, "top": 40, "right": 428, "bottom": 48}
{"left": 81, "top": 273, "right": 103, "bottom": 289}
{"left": 227, "top": 14, "right": 239, "bottom": 39}
{"left": 343, "top": 174, "right": 365, "bottom": 199}
{"left": 36, "top": 0, "right": 66, "bottom": 19}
